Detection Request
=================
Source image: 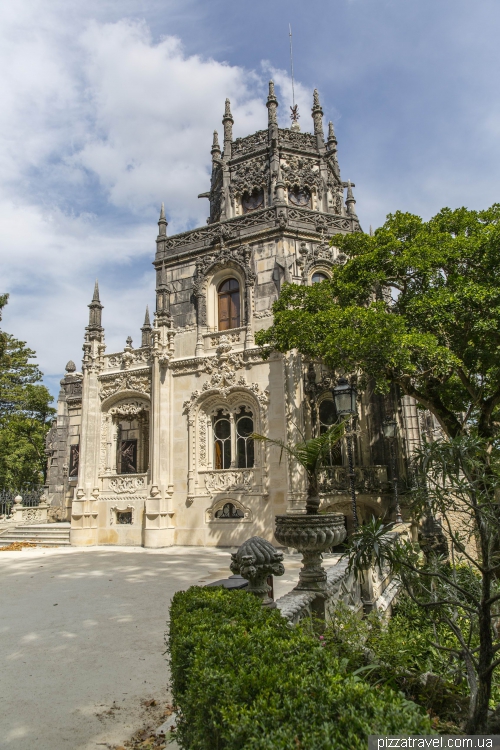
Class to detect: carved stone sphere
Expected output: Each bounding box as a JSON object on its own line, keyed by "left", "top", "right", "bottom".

{"left": 65, "top": 360, "right": 76, "bottom": 373}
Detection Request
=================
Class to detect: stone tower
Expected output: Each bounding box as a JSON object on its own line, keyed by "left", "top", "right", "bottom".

{"left": 45, "top": 83, "right": 419, "bottom": 546}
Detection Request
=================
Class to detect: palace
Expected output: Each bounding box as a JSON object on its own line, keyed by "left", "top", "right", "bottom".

{"left": 44, "top": 83, "right": 426, "bottom": 547}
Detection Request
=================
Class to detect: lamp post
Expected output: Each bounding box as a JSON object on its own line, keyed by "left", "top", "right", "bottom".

{"left": 382, "top": 418, "right": 403, "bottom": 524}
{"left": 332, "top": 377, "right": 358, "bottom": 530}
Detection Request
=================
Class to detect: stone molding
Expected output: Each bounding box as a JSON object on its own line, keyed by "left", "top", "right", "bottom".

{"left": 108, "top": 475, "right": 147, "bottom": 494}
{"left": 99, "top": 372, "right": 151, "bottom": 401}
{"left": 202, "top": 469, "right": 253, "bottom": 495}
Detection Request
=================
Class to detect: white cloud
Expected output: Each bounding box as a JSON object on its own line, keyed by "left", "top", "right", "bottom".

{"left": 0, "top": 11, "right": 279, "bottom": 391}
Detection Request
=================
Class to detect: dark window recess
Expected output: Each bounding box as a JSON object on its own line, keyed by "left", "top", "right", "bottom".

{"left": 213, "top": 410, "right": 231, "bottom": 469}
{"left": 69, "top": 444, "right": 80, "bottom": 478}
{"left": 218, "top": 278, "right": 240, "bottom": 330}
{"left": 236, "top": 406, "right": 254, "bottom": 468}
{"left": 116, "top": 511, "right": 133, "bottom": 524}
{"left": 312, "top": 272, "right": 328, "bottom": 284}
{"left": 288, "top": 187, "right": 311, "bottom": 208}
{"left": 214, "top": 502, "right": 244, "bottom": 519}
{"left": 319, "top": 399, "right": 342, "bottom": 466}
{"left": 120, "top": 440, "right": 137, "bottom": 474}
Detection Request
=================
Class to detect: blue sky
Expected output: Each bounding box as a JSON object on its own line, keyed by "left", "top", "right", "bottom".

{"left": 1, "top": 0, "right": 499, "bottom": 400}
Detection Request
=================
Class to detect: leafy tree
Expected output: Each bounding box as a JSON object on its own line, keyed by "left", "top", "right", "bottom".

{"left": 256, "top": 205, "right": 500, "bottom": 442}
{"left": 255, "top": 205, "right": 500, "bottom": 732}
{"left": 252, "top": 422, "right": 344, "bottom": 514}
{"left": 0, "top": 295, "right": 54, "bottom": 489}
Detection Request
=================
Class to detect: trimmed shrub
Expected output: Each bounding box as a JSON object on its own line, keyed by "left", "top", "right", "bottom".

{"left": 168, "top": 587, "right": 432, "bottom": 750}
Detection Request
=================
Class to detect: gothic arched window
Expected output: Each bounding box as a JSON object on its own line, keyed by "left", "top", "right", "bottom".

{"left": 218, "top": 278, "right": 240, "bottom": 331}
{"left": 236, "top": 406, "right": 254, "bottom": 468}
{"left": 312, "top": 272, "right": 328, "bottom": 284}
{"left": 212, "top": 406, "right": 255, "bottom": 469}
{"left": 213, "top": 410, "right": 231, "bottom": 469}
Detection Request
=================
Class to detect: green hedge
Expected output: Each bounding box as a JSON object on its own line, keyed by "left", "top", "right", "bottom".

{"left": 168, "top": 587, "right": 432, "bottom": 750}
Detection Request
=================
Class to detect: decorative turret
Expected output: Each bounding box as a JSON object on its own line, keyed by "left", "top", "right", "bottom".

{"left": 211, "top": 130, "right": 221, "bottom": 162}
{"left": 87, "top": 280, "right": 103, "bottom": 335}
{"left": 158, "top": 203, "right": 167, "bottom": 237}
{"left": 311, "top": 89, "right": 325, "bottom": 144}
{"left": 141, "top": 306, "right": 152, "bottom": 347}
{"left": 345, "top": 180, "right": 358, "bottom": 218}
{"left": 266, "top": 80, "right": 278, "bottom": 126}
{"left": 222, "top": 98, "right": 234, "bottom": 160}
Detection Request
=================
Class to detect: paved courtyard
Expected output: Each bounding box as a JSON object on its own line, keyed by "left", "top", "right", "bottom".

{"left": 0, "top": 545, "right": 303, "bottom": 750}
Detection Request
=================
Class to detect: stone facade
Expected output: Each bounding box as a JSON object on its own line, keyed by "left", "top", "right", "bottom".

{"left": 45, "top": 83, "right": 426, "bottom": 548}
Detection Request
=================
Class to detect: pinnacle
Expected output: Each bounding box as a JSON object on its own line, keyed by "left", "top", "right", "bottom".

{"left": 313, "top": 88, "right": 322, "bottom": 109}
{"left": 92, "top": 280, "right": 100, "bottom": 303}
{"left": 159, "top": 202, "right": 165, "bottom": 221}
{"left": 223, "top": 98, "right": 233, "bottom": 121}
{"left": 212, "top": 130, "right": 220, "bottom": 147}
{"left": 143, "top": 305, "right": 151, "bottom": 327}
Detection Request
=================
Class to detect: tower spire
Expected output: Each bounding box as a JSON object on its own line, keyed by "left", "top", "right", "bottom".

{"left": 87, "top": 280, "right": 103, "bottom": 335}
{"left": 222, "top": 98, "right": 234, "bottom": 160}
{"left": 141, "top": 305, "right": 152, "bottom": 347}
{"left": 158, "top": 203, "right": 168, "bottom": 237}
{"left": 327, "top": 121, "right": 337, "bottom": 152}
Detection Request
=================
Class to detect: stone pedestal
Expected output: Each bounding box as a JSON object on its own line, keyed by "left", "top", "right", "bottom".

{"left": 274, "top": 513, "right": 346, "bottom": 592}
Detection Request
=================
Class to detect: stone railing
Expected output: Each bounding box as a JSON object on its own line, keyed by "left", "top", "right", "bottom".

{"left": 7, "top": 496, "right": 49, "bottom": 525}
{"left": 318, "top": 465, "right": 389, "bottom": 494}
{"left": 276, "top": 527, "right": 408, "bottom": 624}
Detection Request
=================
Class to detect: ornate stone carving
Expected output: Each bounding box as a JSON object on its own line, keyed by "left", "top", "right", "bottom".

{"left": 107, "top": 348, "right": 150, "bottom": 369}
{"left": 100, "top": 373, "right": 150, "bottom": 401}
{"left": 229, "top": 156, "right": 269, "bottom": 206}
{"left": 201, "top": 336, "right": 245, "bottom": 395}
{"left": 254, "top": 309, "right": 273, "bottom": 319}
{"left": 205, "top": 497, "right": 252, "bottom": 522}
{"left": 280, "top": 155, "right": 323, "bottom": 198}
{"left": 231, "top": 130, "right": 268, "bottom": 156}
{"left": 298, "top": 239, "right": 336, "bottom": 277}
{"left": 109, "top": 476, "right": 146, "bottom": 494}
{"left": 108, "top": 400, "right": 150, "bottom": 419}
{"left": 204, "top": 470, "right": 252, "bottom": 495}
{"left": 230, "top": 536, "right": 285, "bottom": 606}
{"left": 278, "top": 128, "right": 317, "bottom": 152}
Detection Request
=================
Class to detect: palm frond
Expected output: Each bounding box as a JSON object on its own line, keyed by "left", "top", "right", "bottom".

{"left": 251, "top": 421, "right": 345, "bottom": 475}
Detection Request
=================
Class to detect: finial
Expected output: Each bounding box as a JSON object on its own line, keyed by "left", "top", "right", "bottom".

{"left": 158, "top": 203, "right": 168, "bottom": 236}
{"left": 92, "top": 279, "right": 100, "bottom": 303}
{"left": 345, "top": 180, "right": 358, "bottom": 218}
{"left": 369, "top": 225, "right": 373, "bottom": 237}
{"left": 126, "top": 336, "right": 133, "bottom": 348}
{"left": 311, "top": 89, "right": 324, "bottom": 141}
{"left": 143, "top": 305, "right": 151, "bottom": 326}
{"left": 65, "top": 360, "right": 76, "bottom": 373}
{"left": 266, "top": 80, "right": 278, "bottom": 126}
{"left": 211, "top": 130, "right": 220, "bottom": 154}
{"left": 223, "top": 98, "right": 234, "bottom": 123}
{"left": 87, "top": 279, "right": 103, "bottom": 332}
{"left": 327, "top": 121, "right": 337, "bottom": 149}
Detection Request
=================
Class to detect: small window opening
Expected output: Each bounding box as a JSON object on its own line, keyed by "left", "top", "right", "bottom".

{"left": 116, "top": 511, "right": 133, "bottom": 524}
{"left": 214, "top": 502, "right": 244, "bottom": 519}
{"left": 312, "top": 272, "right": 328, "bottom": 284}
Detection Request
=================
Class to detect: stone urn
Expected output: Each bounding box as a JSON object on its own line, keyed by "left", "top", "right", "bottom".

{"left": 274, "top": 514, "right": 347, "bottom": 592}
{"left": 230, "top": 536, "right": 285, "bottom": 607}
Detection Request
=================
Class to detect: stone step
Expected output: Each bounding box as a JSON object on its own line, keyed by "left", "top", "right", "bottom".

{"left": 0, "top": 524, "right": 71, "bottom": 546}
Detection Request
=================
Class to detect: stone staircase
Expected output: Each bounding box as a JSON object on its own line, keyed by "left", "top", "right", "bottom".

{"left": 0, "top": 522, "right": 71, "bottom": 547}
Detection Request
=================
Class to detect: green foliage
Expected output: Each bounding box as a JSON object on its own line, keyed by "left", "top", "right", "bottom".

{"left": 256, "top": 205, "right": 500, "bottom": 440}
{"left": 0, "top": 295, "right": 54, "bottom": 489}
{"left": 168, "top": 586, "right": 432, "bottom": 750}
{"left": 252, "top": 421, "right": 344, "bottom": 512}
